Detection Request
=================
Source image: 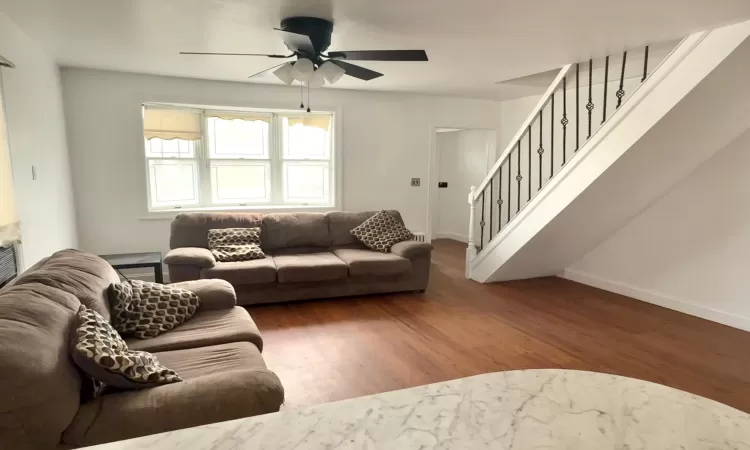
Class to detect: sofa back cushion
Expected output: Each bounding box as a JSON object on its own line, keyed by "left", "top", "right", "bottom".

{"left": 0, "top": 282, "right": 83, "bottom": 450}
{"left": 170, "top": 213, "right": 264, "bottom": 249}
{"left": 12, "top": 249, "right": 119, "bottom": 321}
{"left": 261, "top": 213, "right": 330, "bottom": 250}
{"left": 327, "top": 210, "right": 404, "bottom": 247}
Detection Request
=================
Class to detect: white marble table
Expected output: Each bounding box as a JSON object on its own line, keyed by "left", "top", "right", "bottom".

{"left": 89, "top": 369, "right": 750, "bottom": 449}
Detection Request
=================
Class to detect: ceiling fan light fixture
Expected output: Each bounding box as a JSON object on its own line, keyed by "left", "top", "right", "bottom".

{"left": 273, "top": 62, "right": 295, "bottom": 84}
{"left": 318, "top": 61, "right": 346, "bottom": 84}
{"left": 307, "top": 69, "right": 326, "bottom": 88}
{"left": 292, "top": 58, "right": 314, "bottom": 82}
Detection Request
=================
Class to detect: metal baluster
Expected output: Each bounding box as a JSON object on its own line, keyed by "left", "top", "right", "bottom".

{"left": 516, "top": 141, "right": 522, "bottom": 213}
{"left": 497, "top": 166, "right": 503, "bottom": 233}
{"left": 527, "top": 125, "right": 531, "bottom": 201}
{"left": 586, "top": 58, "right": 594, "bottom": 139}
{"left": 537, "top": 109, "right": 544, "bottom": 190}
{"left": 507, "top": 151, "right": 512, "bottom": 223}
{"left": 562, "top": 77, "right": 568, "bottom": 164}
{"left": 479, "top": 190, "right": 485, "bottom": 250}
{"left": 616, "top": 51, "right": 627, "bottom": 108}
{"left": 488, "top": 178, "right": 493, "bottom": 241}
{"left": 642, "top": 46, "right": 649, "bottom": 82}
{"left": 573, "top": 64, "right": 581, "bottom": 153}
{"left": 602, "top": 56, "right": 610, "bottom": 124}
{"left": 550, "top": 92, "right": 555, "bottom": 179}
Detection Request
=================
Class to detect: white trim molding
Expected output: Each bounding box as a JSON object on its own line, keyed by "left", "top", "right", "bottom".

{"left": 560, "top": 269, "right": 750, "bottom": 332}
{"left": 434, "top": 231, "right": 468, "bottom": 243}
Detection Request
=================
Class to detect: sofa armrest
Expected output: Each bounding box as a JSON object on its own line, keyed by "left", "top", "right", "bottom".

{"left": 63, "top": 369, "right": 284, "bottom": 447}
{"left": 169, "top": 279, "right": 237, "bottom": 310}
{"left": 391, "top": 240, "right": 433, "bottom": 259}
{"left": 164, "top": 247, "right": 215, "bottom": 268}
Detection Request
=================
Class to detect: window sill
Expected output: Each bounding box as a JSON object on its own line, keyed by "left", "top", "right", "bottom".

{"left": 139, "top": 205, "right": 339, "bottom": 221}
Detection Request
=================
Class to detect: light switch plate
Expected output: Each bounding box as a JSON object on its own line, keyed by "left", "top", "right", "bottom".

{"left": 411, "top": 178, "right": 420, "bottom": 187}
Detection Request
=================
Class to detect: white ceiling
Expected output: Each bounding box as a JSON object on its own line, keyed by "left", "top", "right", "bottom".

{"left": 2, "top": 0, "right": 750, "bottom": 100}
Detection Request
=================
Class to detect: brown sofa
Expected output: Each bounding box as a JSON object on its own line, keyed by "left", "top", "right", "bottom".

{"left": 0, "top": 249, "right": 283, "bottom": 449}
{"left": 164, "top": 211, "right": 433, "bottom": 305}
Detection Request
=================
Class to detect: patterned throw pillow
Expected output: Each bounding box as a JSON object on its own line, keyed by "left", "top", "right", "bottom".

{"left": 207, "top": 227, "right": 266, "bottom": 262}
{"left": 70, "top": 306, "right": 182, "bottom": 390}
{"left": 350, "top": 210, "right": 415, "bottom": 253}
{"left": 109, "top": 280, "right": 200, "bottom": 339}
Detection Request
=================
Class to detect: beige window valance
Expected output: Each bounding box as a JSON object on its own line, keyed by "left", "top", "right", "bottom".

{"left": 286, "top": 115, "right": 331, "bottom": 130}
{"left": 143, "top": 108, "right": 202, "bottom": 141}
{"left": 206, "top": 112, "right": 271, "bottom": 123}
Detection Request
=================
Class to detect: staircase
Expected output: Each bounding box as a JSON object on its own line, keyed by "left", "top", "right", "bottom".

{"left": 466, "top": 21, "right": 750, "bottom": 282}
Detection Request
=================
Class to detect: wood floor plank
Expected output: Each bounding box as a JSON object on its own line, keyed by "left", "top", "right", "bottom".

{"left": 248, "top": 239, "right": 750, "bottom": 412}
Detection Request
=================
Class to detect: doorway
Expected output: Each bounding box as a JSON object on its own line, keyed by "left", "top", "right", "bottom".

{"left": 427, "top": 127, "right": 497, "bottom": 243}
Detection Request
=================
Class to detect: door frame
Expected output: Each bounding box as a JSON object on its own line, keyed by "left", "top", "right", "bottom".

{"left": 426, "top": 126, "right": 497, "bottom": 243}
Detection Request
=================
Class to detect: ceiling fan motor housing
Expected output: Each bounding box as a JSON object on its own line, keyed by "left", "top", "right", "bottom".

{"left": 280, "top": 17, "right": 333, "bottom": 56}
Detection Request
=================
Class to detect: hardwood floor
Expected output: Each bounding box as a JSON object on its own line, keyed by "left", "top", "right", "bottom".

{"left": 248, "top": 239, "right": 750, "bottom": 412}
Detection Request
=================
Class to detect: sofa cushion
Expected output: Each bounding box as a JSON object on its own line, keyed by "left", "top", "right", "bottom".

{"left": 170, "top": 212, "right": 264, "bottom": 249}
{"left": 126, "top": 306, "right": 264, "bottom": 353}
{"left": 261, "top": 212, "right": 330, "bottom": 250}
{"left": 350, "top": 210, "right": 415, "bottom": 252}
{"left": 154, "top": 342, "right": 267, "bottom": 379}
{"left": 62, "top": 342, "right": 284, "bottom": 448}
{"left": 327, "top": 210, "right": 404, "bottom": 247}
{"left": 0, "top": 283, "right": 83, "bottom": 450}
{"left": 207, "top": 227, "right": 266, "bottom": 262}
{"left": 274, "top": 252, "right": 349, "bottom": 283}
{"left": 11, "top": 248, "right": 119, "bottom": 321}
{"left": 109, "top": 281, "right": 201, "bottom": 339}
{"left": 201, "top": 257, "right": 277, "bottom": 285}
{"left": 333, "top": 248, "right": 411, "bottom": 276}
{"left": 70, "top": 306, "right": 182, "bottom": 390}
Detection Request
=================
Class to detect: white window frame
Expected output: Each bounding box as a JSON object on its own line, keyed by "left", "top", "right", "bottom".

{"left": 141, "top": 104, "right": 341, "bottom": 215}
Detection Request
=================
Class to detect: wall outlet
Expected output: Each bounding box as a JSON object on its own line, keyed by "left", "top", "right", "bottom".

{"left": 411, "top": 178, "right": 421, "bottom": 187}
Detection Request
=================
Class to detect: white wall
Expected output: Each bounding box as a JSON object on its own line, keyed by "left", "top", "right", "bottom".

{"left": 0, "top": 13, "right": 77, "bottom": 267}
{"left": 434, "top": 130, "right": 494, "bottom": 242}
{"left": 565, "top": 128, "right": 750, "bottom": 331}
{"left": 61, "top": 69, "right": 503, "bottom": 258}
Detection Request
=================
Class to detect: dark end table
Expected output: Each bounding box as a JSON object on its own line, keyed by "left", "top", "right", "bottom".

{"left": 99, "top": 252, "right": 164, "bottom": 283}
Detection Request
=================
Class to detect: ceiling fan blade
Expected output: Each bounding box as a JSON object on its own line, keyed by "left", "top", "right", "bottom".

{"left": 273, "top": 28, "right": 315, "bottom": 54}
{"left": 247, "top": 62, "right": 287, "bottom": 80}
{"left": 327, "top": 50, "right": 428, "bottom": 61}
{"left": 331, "top": 60, "right": 383, "bottom": 81}
{"left": 180, "top": 52, "right": 291, "bottom": 58}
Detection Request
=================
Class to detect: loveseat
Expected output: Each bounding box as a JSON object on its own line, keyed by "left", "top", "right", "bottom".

{"left": 164, "top": 210, "right": 433, "bottom": 305}
{"left": 0, "top": 249, "right": 283, "bottom": 449}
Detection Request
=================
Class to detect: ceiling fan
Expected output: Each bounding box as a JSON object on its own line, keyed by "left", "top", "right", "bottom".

{"left": 180, "top": 17, "right": 429, "bottom": 84}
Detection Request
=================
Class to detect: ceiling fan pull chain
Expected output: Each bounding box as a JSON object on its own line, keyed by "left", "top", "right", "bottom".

{"left": 300, "top": 83, "right": 304, "bottom": 109}
{"left": 307, "top": 83, "right": 311, "bottom": 113}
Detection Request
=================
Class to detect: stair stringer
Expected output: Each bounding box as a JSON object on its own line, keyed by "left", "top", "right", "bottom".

{"left": 470, "top": 21, "right": 750, "bottom": 282}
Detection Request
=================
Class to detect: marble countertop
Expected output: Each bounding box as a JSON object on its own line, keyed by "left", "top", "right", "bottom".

{"left": 88, "top": 369, "right": 750, "bottom": 449}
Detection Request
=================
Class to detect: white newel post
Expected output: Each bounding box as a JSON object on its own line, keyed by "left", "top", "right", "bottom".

{"left": 466, "top": 186, "right": 477, "bottom": 279}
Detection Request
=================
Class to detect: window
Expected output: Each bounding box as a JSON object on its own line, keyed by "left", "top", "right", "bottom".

{"left": 0, "top": 72, "right": 20, "bottom": 246}
{"left": 142, "top": 106, "right": 335, "bottom": 211}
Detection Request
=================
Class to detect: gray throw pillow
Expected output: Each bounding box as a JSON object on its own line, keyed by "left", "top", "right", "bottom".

{"left": 207, "top": 227, "right": 266, "bottom": 262}
{"left": 350, "top": 210, "right": 415, "bottom": 253}
{"left": 70, "top": 306, "right": 182, "bottom": 389}
{"left": 109, "top": 280, "right": 200, "bottom": 339}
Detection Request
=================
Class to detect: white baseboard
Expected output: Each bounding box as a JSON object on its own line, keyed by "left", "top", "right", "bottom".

{"left": 434, "top": 232, "right": 469, "bottom": 243}
{"left": 560, "top": 269, "right": 750, "bottom": 332}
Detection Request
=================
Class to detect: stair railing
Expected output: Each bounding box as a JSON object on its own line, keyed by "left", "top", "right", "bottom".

{"left": 466, "top": 45, "right": 655, "bottom": 276}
